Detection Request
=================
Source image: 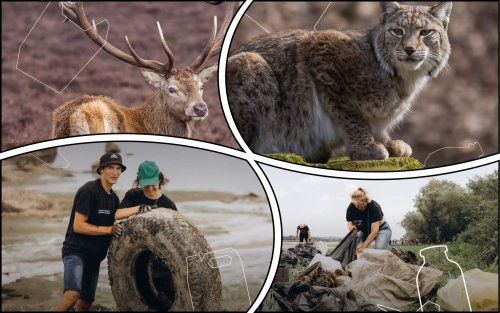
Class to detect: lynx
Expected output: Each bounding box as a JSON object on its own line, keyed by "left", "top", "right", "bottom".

{"left": 227, "top": 2, "right": 452, "bottom": 163}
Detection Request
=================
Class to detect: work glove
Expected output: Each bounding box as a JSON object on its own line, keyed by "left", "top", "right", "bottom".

{"left": 108, "top": 223, "right": 123, "bottom": 238}
{"left": 139, "top": 204, "right": 159, "bottom": 214}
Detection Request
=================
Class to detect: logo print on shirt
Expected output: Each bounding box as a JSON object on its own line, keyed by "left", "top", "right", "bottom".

{"left": 98, "top": 209, "right": 111, "bottom": 215}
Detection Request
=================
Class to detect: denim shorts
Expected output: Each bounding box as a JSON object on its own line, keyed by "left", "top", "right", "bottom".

{"left": 63, "top": 255, "right": 100, "bottom": 302}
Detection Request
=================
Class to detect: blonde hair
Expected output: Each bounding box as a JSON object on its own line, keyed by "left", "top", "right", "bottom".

{"left": 351, "top": 187, "right": 371, "bottom": 204}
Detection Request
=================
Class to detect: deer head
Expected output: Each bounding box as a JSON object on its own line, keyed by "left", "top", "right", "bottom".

{"left": 59, "top": 1, "right": 234, "bottom": 122}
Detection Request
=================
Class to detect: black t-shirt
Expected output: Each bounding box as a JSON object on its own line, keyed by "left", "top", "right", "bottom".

{"left": 297, "top": 225, "right": 309, "bottom": 236}
{"left": 118, "top": 188, "right": 177, "bottom": 211}
{"left": 346, "top": 200, "right": 384, "bottom": 239}
{"left": 62, "top": 179, "right": 119, "bottom": 263}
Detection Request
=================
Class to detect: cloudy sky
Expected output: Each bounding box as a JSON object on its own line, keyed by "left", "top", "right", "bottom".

{"left": 43, "top": 142, "right": 265, "bottom": 196}
{"left": 261, "top": 163, "right": 498, "bottom": 240}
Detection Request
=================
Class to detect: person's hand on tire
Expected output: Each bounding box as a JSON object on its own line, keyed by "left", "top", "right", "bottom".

{"left": 139, "top": 205, "right": 155, "bottom": 214}
{"left": 108, "top": 223, "right": 123, "bottom": 238}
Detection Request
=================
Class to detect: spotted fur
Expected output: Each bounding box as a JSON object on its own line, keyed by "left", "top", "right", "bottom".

{"left": 227, "top": 2, "right": 452, "bottom": 162}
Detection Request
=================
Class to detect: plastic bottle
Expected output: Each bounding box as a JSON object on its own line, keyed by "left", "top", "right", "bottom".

{"left": 318, "top": 240, "right": 328, "bottom": 255}
{"left": 416, "top": 245, "right": 472, "bottom": 312}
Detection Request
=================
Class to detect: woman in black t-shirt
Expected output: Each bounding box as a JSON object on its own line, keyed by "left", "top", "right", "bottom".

{"left": 346, "top": 188, "right": 392, "bottom": 253}
{"left": 116, "top": 160, "right": 177, "bottom": 309}
{"left": 116, "top": 160, "right": 177, "bottom": 219}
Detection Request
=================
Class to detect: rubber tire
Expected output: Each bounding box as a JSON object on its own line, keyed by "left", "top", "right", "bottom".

{"left": 108, "top": 208, "right": 221, "bottom": 311}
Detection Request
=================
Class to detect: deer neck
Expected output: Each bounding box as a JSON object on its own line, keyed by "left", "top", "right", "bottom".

{"left": 136, "top": 92, "right": 191, "bottom": 136}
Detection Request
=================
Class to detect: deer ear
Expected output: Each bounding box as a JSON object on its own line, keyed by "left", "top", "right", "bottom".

{"left": 429, "top": 2, "right": 452, "bottom": 30}
{"left": 380, "top": 2, "right": 400, "bottom": 23}
{"left": 198, "top": 65, "right": 218, "bottom": 83}
{"left": 140, "top": 69, "right": 165, "bottom": 89}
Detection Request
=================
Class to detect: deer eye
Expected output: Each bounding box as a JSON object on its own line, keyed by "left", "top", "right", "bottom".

{"left": 168, "top": 87, "right": 177, "bottom": 94}
{"left": 420, "top": 29, "right": 434, "bottom": 36}
{"left": 200, "top": 85, "right": 204, "bottom": 91}
{"left": 390, "top": 29, "right": 404, "bottom": 36}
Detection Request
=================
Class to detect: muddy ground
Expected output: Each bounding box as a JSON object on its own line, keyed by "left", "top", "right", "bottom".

{"left": 1, "top": 2, "right": 239, "bottom": 151}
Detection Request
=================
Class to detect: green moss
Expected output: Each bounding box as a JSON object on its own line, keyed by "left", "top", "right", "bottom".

{"left": 265, "top": 153, "right": 424, "bottom": 171}
{"left": 266, "top": 153, "right": 308, "bottom": 164}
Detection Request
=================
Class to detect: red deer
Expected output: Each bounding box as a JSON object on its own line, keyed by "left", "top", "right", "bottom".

{"left": 53, "top": 2, "right": 234, "bottom": 138}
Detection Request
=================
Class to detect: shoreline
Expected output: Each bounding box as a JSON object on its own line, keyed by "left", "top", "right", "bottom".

{"left": 2, "top": 188, "right": 266, "bottom": 217}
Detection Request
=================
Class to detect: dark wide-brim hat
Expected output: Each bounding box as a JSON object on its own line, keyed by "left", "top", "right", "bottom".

{"left": 97, "top": 153, "right": 127, "bottom": 174}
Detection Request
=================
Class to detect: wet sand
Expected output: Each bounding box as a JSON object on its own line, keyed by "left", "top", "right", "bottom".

{"left": 1, "top": 274, "right": 259, "bottom": 311}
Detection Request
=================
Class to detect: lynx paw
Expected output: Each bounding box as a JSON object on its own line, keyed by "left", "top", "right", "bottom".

{"left": 348, "top": 142, "right": 389, "bottom": 160}
{"left": 386, "top": 140, "right": 412, "bottom": 157}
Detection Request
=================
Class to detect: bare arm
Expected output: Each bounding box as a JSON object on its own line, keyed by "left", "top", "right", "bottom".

{"left": 360, "top": 221, "right": 380, "bottom": 249}
{"left": 73, "top": 212, "right": 112, "bottom": 235}
{"left": 347, "top": 221, "right": 356, "bottom": 231}
{"left": 115, "top": 206, "right": 140, "bottom": 220}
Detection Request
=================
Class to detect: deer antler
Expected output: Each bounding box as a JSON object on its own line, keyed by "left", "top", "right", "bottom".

{"left": 190, "top": 1, "right": 235, "bottom": 72}
{"left": 60, "top": 2, "right": 173, "bottom": 74}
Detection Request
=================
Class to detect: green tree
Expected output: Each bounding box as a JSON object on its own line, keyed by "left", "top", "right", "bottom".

{"left": 459, "top": 170, "right": 498, "bottom": 264}
{"left": 402, "top": 179, "right": 470, "bottom": 243}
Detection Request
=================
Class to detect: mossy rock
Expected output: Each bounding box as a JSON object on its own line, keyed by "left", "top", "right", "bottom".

{"left": 265, "top": 153, "right": 423, "bottom": 171}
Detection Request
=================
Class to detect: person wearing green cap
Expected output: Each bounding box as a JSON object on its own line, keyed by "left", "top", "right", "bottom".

{"left": 114, "top": 161, "right": 178, "bottom": 309}
{"left": 116, "top": 160, "right": 177, "bottom": 219}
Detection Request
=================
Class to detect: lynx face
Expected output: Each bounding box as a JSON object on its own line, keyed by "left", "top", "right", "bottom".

{"left": 375, "top": 2, "right": 452, "bottom": 77}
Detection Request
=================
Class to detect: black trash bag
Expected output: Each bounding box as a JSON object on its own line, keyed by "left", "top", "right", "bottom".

{"left": 262, "top": 280, "right": 380, "bottom": 312}
{"left": 289, "top": 243, "right": 319, "bottom": 263}
{"left": 264, "top": 281, "right": 311, "bottom": 311}
{"left": 281, "top": 249, "right": 299, "bottom": 266}
{"left": 293, "top": 286, "right": 359, "bottom": 312}
{"left": 327, "top": 230, "right": 359, "bottom": 269}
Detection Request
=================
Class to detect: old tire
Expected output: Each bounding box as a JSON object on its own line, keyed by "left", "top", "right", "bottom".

{"left": 108, "top": 208, "right": 221, "bottom": 311}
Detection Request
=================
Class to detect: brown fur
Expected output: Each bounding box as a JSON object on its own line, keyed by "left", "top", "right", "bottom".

{"left": 227, "top": 2, "right": 452, "bottom": 162}
{"left": 51, "top": 68, "right": 213, "bottom": 138}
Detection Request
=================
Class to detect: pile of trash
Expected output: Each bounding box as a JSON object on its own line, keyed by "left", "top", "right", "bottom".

{"left": 266, "top": 249, "right": 443, "bottom": 311}
{"left": 269, "top": 230, "right": 499, "bottom": 311}
{"left": 280, "top": 243, "right": 319, "bottom": 266}
{"left": 265, "top": 231, "right": 446, "bottom": 311}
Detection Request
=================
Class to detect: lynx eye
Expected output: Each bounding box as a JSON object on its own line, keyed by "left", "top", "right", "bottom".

{"left": 390, "top": 29, "right": 404, "bottom": 36}
{"left": 420, "top": 29, "right": 435, "bottom": 36}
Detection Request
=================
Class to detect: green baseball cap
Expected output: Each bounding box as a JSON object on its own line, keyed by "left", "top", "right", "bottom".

{"left": 137, "top": 161, "right": 160, "bottom": 188}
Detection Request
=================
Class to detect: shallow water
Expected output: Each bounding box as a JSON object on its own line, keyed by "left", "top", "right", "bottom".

{"left": 2, "top": 199, "right": 273, "bottom": 310}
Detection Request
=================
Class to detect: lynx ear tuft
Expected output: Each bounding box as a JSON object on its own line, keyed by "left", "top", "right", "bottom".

{"left": 381, "top": 2, "right": 400, "bottom": 14}
{"left": 380, "top": 2, "right": 401, "bottom": 23}
{"left": 430, "top": 2, "right": 452, "bottom": 30}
